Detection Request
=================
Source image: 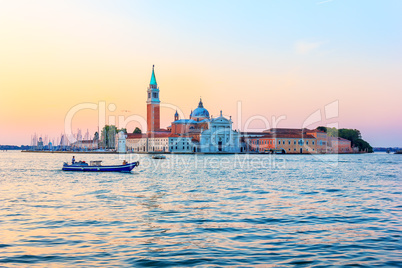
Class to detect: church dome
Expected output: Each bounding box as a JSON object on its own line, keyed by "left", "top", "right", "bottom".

{"left": 191, "top": 99, "right": 209, "bottom": 118}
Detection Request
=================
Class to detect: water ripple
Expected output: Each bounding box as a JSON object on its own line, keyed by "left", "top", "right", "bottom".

{"left": 0, "top": 152, "right": 401, "bottom": 266}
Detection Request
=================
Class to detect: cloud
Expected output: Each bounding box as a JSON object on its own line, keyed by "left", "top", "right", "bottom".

{"left": 294, "top": 40, "right": 326, "bottom": 55}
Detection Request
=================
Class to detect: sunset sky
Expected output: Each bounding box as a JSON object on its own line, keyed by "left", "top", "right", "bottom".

{"left": 0, "top": 0, "right": 401, "bottom": 146}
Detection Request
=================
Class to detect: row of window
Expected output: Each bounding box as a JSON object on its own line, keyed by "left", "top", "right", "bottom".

{"left": 171, "top": 146, "right": 190, "bottom": 150}
{"left": 256, "top": 148, "right": 315, "bottom": 152}
{"left": 169, "top": 139, "right": 191, "bottom": 145}
{"left": 251, "top": 139, "right": 315, "bottom": 145}
{"left": 170, "top": 141, "right": 190, "bottom": 146}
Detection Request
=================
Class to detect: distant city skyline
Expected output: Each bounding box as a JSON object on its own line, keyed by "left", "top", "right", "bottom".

{"left": 0, "top": 1, "right": 401, "bottom": 147}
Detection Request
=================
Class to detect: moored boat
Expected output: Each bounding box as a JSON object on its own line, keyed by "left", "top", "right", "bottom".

{"left": 152, "top": 155, "right": 166, "bottom": 159}
{"left": 62, "top": 160, "right": 139, "bottom": 172}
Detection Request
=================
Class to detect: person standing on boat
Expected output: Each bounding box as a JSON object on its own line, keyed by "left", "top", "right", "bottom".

{"left": 72, "top": 156, "right": 75, "bottom": 164}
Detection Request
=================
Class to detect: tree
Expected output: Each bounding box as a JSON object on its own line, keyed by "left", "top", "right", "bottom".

{"left": 355, "top": 138, "right": 373, "bottom": 153}
{"left": 322, "top": 127, "right": 373, "bottom": 153}
{"left": 327, "top": 127, "right": 338, "bottom": 138}
{"left": 316, "top": 126, "right": 327, "bottom": 133}
{"left": 100, "top": 125, "right": 118, "bottom": 149}
{"left": 338, "top": 129, "right": 361, "bottom": 147}
{"left": 100, "top": 126, "right": 128, "bottom": 149}
{"left": 133, "top": 127, "right": 142, "bottom": 134}
{"left": 93, "top": 131, "right": 99, "bottom": 141}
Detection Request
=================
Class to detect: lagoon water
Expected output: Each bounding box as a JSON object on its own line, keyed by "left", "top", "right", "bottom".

{"left": 0, "top": 151, "right": 401, "bottom": 267}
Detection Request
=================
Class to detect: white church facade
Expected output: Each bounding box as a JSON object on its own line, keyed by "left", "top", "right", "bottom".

{"left": 199, "top": 113, "right": 241, "bottom": 153}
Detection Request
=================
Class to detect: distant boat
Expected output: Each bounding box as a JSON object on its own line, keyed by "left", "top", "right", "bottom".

{"left": 62, "top": 160, "right": 139, "bottom": 172}
{"left": 152, "top": 155, "right": 166, "bottom": 159}
{"left": 395, "top": 150, "right": 402, "bottom": 154}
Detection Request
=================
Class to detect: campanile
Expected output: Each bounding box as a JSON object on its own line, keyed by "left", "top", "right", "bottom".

{"left": 146, "top": 65, "right": 160, "bottom": 132}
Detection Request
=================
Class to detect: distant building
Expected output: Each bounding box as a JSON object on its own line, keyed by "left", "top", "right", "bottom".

{"left": 246, "top": 129, "right": 318, "bottom": 154}
{"left": 199, "top": 112, "right": 241, "bottom": 153}
{"left": 125, "top": 133, "right": 147, "bottom": 152}
{"left": 169, "top": 135, "right": 195, "bottom": 153}
{"left": 71, "top": 140, "right": 99, "bottom": 150}
{"left": 119, "top": 66, "right": 354, "bottom": 154}
{"left": 245, "top": 128, "right": 353, "bottom": 154}
{"left": 169, "top": 100, "right": 241, "bottom": 153}
{"left": 116, "top": 131, "right": 126, "bottom": 153}
{"left": 327, "top": 137, "right": 352, "bottom": 153}
{"left": 122, "top": 66, "right": 241, "bottom": 153}
{"left": 305, "top": 129, "right": 327, "bottom": 153}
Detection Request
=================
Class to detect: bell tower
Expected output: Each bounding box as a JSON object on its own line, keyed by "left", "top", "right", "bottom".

{"left": 147, "top": 65, "right": 160, "bottom": 132}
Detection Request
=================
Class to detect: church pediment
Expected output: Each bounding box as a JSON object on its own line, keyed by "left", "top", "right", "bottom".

{"left": 211, "top": 116, "right": 230, "bottom": 124}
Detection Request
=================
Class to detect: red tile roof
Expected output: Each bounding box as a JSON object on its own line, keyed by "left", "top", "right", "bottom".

{"left": 126, "top": 133, "right": 146, "bottom": 139}
{"left": 274, "top": 133, "right": 315, "bottom": 139}
{"left": 248, "top": 133, "right": 316, "bottom": 139}
{"left": 263, "top": 128, "right": 307, "bottom": 133}
{"left": 306, "top": 129, "right": 326, "bottom": 133}
{"left": 146, "top": 132, "right": 170, "bottom": 138}
{"left": 168, "top": 133, "right": 192, "bottom": 138}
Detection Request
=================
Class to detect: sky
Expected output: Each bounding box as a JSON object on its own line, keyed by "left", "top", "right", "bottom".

{"left": 0, "top": 0, "right": 401, "bottom": 146}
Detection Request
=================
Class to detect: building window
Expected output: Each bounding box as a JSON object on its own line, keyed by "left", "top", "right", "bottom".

{"left": 312, "top": 141, "right": 315, "bottom": 145}
{"left": 278, "top": 140, "right": 281, "bottom": 145}
{"left": 294, "top": 141, "right": 296, "bottom": 145}
{"left": 306, "top": 141, "right": 309, "bottom": 145}
{"left": 288, "top": 141, "right": 291, "bottom": 145}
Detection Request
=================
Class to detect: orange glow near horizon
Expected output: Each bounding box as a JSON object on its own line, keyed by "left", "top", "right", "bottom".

{"left": 1, "top": 1, "right": 401, "bottom": 146}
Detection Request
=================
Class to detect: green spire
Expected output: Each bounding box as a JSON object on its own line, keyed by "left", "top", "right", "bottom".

{"left": 150, "top": 65, "right": 157, "bottom": 85}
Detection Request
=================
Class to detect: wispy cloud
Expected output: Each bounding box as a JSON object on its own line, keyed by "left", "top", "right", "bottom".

{"left": 294, "top": 40, "right": 327, "bottom": 55}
